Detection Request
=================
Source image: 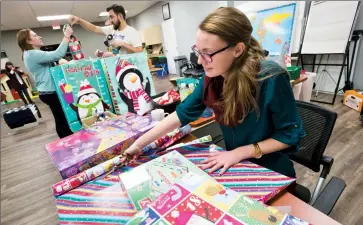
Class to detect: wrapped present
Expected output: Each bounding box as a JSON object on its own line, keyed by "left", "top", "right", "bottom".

{"left": 46, "top": 113, "right": 156, "bottom": 179}
{"left": 52, "top": 125, "right": 192, "bottom": 195}
{"left": 50, "top": 58, "right": 115, "bottom": 132}
{"left": 102, "top": 53, "right": 156, "bottom": 115}
{"left": 119, "top": 151, "right": 210, "bottom": 211}
{"left": 127, "top": 171, "right": 310, "bottom": 225}
{"left": 55, "top": 144, "right": 296, "bottom": 224}
{"left": 157, "top": 89, "right": 180, "bottom": 105}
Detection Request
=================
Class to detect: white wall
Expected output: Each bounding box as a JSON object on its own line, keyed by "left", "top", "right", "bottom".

{"left": 128, "top": 1, "right": 221, "bottom": 59}
{"left": 1, "top": 22, "right": 106, "bottom": 74}
{"left": 234, "top": 0, "right": 363, "bottom": 93}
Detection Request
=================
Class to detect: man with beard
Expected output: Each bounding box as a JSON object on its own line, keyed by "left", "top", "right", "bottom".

{"left": 68, "top": 4, "right": 142, "bottom": 57}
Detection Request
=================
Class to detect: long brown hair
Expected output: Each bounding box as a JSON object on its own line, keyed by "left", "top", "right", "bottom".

{"left": 16, "top": 28, "right": 34, "bottom": 60}
{"left": 199, "top": 7, "right": 265, "bottom": 126}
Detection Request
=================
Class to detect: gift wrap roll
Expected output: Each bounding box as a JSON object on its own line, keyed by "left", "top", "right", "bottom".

{"left": 300, "top": 72, "right": 317, "bottom": 102}
{"left": 52, "top": 125, "right": 192, "bottom": 196}
{"left": 293, "top": 82, "right": 302, "bottom": 100}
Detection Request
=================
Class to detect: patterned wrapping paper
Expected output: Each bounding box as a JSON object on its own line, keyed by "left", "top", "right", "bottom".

{"left": 127, "top": 172, "right": 309, "bottom": 225}
{"left": 52, "top": 125, "right": 193, "bottom": 196}
{"left": 55, "top": 144, "right": 296, "bottom": 224}
{"left": 119, "top": 151, "right": 211, "bottom": 211}
{"left": 46, "top": 113, "right": 156, "bottom": 179}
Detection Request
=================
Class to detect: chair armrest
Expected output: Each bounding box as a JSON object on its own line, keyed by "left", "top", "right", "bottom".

{"left": 320, "top": 155, "right": 334, "bottom": 178}
{"left": 213, "top": 135, "right": 224, "bottom": 145}
{"left": 312, "top": 176, "right": 346, "bottom": 215}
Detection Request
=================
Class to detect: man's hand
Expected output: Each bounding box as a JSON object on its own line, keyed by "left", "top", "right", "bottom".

{"left": 102, "top": 52, "right": 115, "bottom": 58}
{"left": 68, "top": 15, "right": 80, "bottom": 26}
{"left": 110, "top": 39, "right": 126, "bottom": 48}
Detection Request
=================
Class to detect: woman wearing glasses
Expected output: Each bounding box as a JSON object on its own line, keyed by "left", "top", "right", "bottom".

{"left": 122, "top": 7, "right": 305, "bottom": 178}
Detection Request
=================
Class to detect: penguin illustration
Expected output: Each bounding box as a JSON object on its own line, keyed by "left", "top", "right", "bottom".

{"left": 115, "top": 59, "right": 153, "bottom": 115}
{"left": 70, "top": 79, "right": 110, "bottom": 121}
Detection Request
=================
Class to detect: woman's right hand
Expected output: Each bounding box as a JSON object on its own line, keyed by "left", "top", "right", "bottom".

{"left": 64, "top": 26, "right": 73, "bottom": 38}
{"left": 120, "top": 143, "right": 143, "bottom": 164}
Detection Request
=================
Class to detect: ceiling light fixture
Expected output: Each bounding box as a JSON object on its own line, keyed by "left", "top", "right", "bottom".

{"left": 37, "top": 14, "right": 70, "bottom": 21}
{"left": 99, "top": 10, "right": 127, "bottom": 17}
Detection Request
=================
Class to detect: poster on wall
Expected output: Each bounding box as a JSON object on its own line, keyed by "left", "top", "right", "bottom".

{"left": 103, "top": 53, "right": 156, "bottom": 115}
{"left": 50, "top": 59, "right": 115, "bottom": 132}
{"left": 248, "top": 3, "right": 296, "bottom": 56}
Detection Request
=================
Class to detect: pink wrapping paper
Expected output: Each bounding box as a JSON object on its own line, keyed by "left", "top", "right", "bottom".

{"left": 51, "top": 125, "right": 192, "bottom": 196}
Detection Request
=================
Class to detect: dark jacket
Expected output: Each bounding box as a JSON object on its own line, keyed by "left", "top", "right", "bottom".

{"left": 5, "top": 68, "right": 27, "bottom": 90}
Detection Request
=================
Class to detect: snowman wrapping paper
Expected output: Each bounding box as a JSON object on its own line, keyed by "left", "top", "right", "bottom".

{"left": 50, "top": 58, "right": 115, "bottom": 132}
{"left": 102, "top": 53, "right": 156, "bottom": 115}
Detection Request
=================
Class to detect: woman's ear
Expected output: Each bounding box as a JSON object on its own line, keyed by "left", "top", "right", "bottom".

{"left": 234, "top": 42, "right": 245, "bottom": 58}
{"left": 26, "top": 38, "right": 32, "bottom": 45}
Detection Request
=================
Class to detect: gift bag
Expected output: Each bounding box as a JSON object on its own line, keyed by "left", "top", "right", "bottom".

{"left": 50, "top": 59, "right": 115, "bottom": 132}
{"left": 102, "top": 53, "right": 156, "bottom": 115}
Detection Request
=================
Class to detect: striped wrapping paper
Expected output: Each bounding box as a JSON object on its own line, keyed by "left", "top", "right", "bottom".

{"left": 56, "top": 144, "right": 295, "bottom": 224}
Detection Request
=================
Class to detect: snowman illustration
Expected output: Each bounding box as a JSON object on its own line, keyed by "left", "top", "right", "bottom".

{"left": 70, "top": 79, "right": 110, "bottom": 121}
{"left": 116, "top": 59, "right": 153, "bottom": 115}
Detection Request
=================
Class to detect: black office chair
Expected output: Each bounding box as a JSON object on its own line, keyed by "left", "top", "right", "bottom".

{"left": 181, "top": 52, "right": 204, "bottom": 78}
{"left": 210, "top": 101, "right": 346, "bottom": 215}
{"left": 289, "top": 101, "right": 346, "bottom": 215}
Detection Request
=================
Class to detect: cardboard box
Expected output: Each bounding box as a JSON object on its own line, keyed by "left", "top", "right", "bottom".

{"left": 50, "top": 58, "right": 115, "bottom": 133}
{"left": 344, "top": 90, "right": 363, "bottom": 112}
{"left": 45, "top": 113, "right": 156, "bottom": 179}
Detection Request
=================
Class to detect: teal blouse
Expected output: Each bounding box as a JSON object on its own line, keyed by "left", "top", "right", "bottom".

{"left": 176, "top": 60, "right": 305, "bottom": 177}
{"left": 24, "top": 40, "right": 68, "bottom": 92}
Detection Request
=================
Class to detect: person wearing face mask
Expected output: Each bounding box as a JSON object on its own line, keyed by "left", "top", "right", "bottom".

{"left": 121, "top": 7, "right": 305, "bottom": 178}
{"left": 4, "top": 61, "right": 34, "bottom": 105}
{"left": 16, "top": 27, "right": 74, "bottom": 138}
{"left": 68, "top": 4, "right": 142, "bottom": 57}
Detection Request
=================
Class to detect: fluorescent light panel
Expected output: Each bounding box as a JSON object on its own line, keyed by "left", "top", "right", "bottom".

{"left": 37, "top": 14, "right": 70, "bottom": 21}
{"left": 99, "top": 10, "right": 127, "bottom": 17}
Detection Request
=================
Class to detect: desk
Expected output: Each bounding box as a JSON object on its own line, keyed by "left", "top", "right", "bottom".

{"left": 270, "top": 192, "right": 342, "bottom": 225}
{"left": 184, "top": 134, "right": 342, "bottom": 225}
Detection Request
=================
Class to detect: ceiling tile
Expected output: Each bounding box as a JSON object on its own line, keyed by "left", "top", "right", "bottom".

{"left": 1, "top": 1, "right": 41, "bottom": 30}
{"left": 1, "top": 25, "right": 10, "bottom": 31}
{"left": 1, "top": 1, "right": 157, "bottom": 31}
{"left": 29, "top": 1, "right": 74, "bottom": 16}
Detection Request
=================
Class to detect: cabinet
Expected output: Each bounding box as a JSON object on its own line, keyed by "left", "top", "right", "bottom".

{"left": 143, "top": 25, "right": 163, "bottom": 46}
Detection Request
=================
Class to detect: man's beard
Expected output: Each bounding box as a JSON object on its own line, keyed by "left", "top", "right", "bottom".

{"left": 113, "top": 20, "right": 120, "bottom": 30}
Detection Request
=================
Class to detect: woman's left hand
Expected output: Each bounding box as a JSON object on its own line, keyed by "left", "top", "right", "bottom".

{"left": 200, "top": 148, "right": 249, "bottom": 175}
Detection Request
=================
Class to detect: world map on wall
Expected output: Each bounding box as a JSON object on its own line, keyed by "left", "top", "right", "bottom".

{"left": 248, "top": 3, "right": 296, "bottom": 56}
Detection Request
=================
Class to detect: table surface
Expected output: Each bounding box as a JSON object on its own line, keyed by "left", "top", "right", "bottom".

{"left": 183, "top": 134, "right": 342, "bottom": 225}
{"left": 150, "top": 67, "right": 163, "bottom": 72}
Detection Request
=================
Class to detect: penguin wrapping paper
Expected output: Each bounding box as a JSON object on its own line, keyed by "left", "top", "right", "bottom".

{"left": 50, "top": 58, "right": 114, "bottom": 132}
{"left": 45, "top": 113, "right": 156, "bottom": 179}
{"left": 126, "top": 171, "right": 310, "bottom": 225}
{"left": 102, "top": 53, "right": 156, "bottom": 116}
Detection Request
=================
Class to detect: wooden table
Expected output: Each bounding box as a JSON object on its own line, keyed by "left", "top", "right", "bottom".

{"left": 182, "top": 134, "right": 342, "bottom": 225}
{"left": 270, "top": 192, "right": 341, "bottom": 225}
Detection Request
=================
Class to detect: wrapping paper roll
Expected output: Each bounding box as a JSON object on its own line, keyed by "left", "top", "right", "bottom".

{"left": 293, "top": 82, "right": 302, "bottom": 100}
{"left": 142, "top": 125, "right": 191, "bottom": 155}
{"left": 51, "top": 125, "right": 192, "bottom": 196}
{"left": 300, "top": 72, "right": 317, "bottom": 102}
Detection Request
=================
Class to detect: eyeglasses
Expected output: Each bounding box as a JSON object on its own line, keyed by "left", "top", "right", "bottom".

{"left": 191, "top": 44, "right": 231, "bottom": 63}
